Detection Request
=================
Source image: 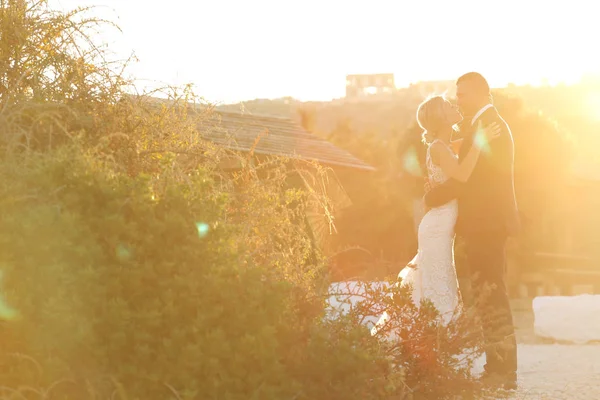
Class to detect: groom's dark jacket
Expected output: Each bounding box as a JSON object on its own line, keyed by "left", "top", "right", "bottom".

{"left": 424, "top": 106, "right": 520, "bottom": 237}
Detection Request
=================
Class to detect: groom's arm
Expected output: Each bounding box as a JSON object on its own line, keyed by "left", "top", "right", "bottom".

{"left": 423, "top": 179, "right": 462, "bottom": 208}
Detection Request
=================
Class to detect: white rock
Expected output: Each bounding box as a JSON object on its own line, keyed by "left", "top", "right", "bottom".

{"left": 326, "top": 280, "right": 388, "bottom": 328}
{"left": 533, "top": 295, "right": 600, "bottom": 344}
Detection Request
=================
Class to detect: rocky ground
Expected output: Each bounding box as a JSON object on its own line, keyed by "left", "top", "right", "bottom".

{"left": 328, "top": 284, "right": 600, "bottom": 399}
{"left": 478, "top": 299, "right": 600, "bottom": 399}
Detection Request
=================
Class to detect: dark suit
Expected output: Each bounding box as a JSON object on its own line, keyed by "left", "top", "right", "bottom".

{"left": 424, "top": 106, "right": 519, "bottom": 376}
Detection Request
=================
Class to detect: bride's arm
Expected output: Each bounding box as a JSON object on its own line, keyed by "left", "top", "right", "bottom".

{"left": 450, "top": 138, "right": 463, "bottom": 154}
{"left": 423, "top": 179, "right": 461, "bottom": 208}
{"left": 431, "top": 122, "right": 501, "bottom": 182}
{"left": 430, "top": 141, "right": 482, "bottom": 183}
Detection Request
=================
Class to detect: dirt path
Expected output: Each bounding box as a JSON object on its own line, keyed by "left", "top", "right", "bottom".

{"left": 476, "top": 300, "right": 600, "bottom": 399}
{"left": 474, "top": 344, "right": 600, "bottom": 399}
{"left": 329, "top": 286, "right": 600, "bottom": 398}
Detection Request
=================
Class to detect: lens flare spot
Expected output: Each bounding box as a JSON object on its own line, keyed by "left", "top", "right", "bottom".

{"left": 0, "top": 298, "right": 19, "bottom": 320}
{"left": 474, "top": 130, "right": 491, "bottom": 154}
{"left": 196, "top": 222, "right": 210, "bottom": 238}
{"left": 402, "top": 147, "right": 423, "bottom": 177}
{"left": 116, "top": 244, "right": 133, "bottom": 261}
{"left": 0, "top": 271, "right": 18, "bottom": 321}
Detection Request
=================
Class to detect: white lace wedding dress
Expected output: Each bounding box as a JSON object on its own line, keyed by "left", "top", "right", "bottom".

{"left": 372, "top": 140, "right": 460, "bottom": 334}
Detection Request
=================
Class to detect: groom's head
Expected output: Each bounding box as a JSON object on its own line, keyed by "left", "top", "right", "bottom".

{"left": 456, "top": 72, "right": 491, "bottom": 115}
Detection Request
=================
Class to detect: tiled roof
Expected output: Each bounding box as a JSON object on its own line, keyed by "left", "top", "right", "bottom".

{"left": 198, "top": 111, "right": 375, "bottom": 171}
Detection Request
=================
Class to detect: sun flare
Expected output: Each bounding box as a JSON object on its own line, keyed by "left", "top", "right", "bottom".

{"left": 586, "top": 93, "right": 600, "bottom": 120}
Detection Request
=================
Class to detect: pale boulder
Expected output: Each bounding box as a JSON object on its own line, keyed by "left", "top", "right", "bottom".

{"left": 533, "top": 295, "right": 600, "bottom": 343}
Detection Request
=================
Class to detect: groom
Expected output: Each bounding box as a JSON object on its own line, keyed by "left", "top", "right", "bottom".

{"left": 424, "top": 72, "right": 520, "bottom": 390}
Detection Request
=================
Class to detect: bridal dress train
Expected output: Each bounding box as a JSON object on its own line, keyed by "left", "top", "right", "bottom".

{"left": 372, "top": 139, "right": 461, "bottom": 335}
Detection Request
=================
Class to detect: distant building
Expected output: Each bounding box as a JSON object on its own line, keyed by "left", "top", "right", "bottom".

{"left": 345, "top": 73, "right": 396, "bottom": 99}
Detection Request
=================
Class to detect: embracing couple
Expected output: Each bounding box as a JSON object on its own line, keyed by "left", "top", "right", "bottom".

{"left": 400, "top": 72, "right": 519, "bottom": 390}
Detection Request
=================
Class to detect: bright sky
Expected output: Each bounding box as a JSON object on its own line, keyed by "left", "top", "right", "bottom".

{"left": 51, "top": 0, "right": 600, "bottom": 104}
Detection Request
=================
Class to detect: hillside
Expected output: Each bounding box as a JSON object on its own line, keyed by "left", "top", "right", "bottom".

{"left": 216, "top": 82, "right": 598, "bottom": 278}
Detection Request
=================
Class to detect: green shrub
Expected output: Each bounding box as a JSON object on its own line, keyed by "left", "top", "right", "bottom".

{"left": 343, "top": 280, "right": 487, "bottom": 400}
{"left": 0, "top": 146, "right": 397, "bottom": 399}
{"left": 0, "top": 2, "right": 490, "bottom": 400}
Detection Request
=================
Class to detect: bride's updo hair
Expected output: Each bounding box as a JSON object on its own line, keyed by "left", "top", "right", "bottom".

{"left": 416, "top": 95, "right": 449, "bottom": 144}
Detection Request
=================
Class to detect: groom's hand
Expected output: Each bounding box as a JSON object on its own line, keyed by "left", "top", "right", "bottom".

{"left": 423, "top": 179, "right": 461, "bottom": 208}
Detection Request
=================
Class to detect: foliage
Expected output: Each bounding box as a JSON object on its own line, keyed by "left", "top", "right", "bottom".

{"left": 0, "top": 2, "right": 558, "bottom": 400}
{"left": 0, "top": 145, "right": 398, "bottom": 399}
{"left": 330, "top": 279, "right": 487, "bottom": 400}
{"left": 492, "top": 90, "right": 574, "bottom": 254}
{"left": 0, "top": 1, "right": 401, "bottom": 399}
{"left": 0, "top": 0, "right": 128, "bottom": 151}
{"left": 295, "top": 86, "right": 576, "bottom": 278}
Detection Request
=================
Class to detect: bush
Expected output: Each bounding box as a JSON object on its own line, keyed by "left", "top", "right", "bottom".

{"left": 0, "top": 3, "right": 398, "bottom": 394}
{"left": 334, "top": 279, "right": 487, "bottom": 400}
{"left": 0, "top": 145, "right": 397, "bottom": 399}
{"left": 0, "top": 2, "right": 494, "bottom": 399}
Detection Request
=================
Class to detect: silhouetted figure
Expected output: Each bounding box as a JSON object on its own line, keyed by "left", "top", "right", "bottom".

{"left": 424, "top": 72, "right": 520, "bottom": 390}
{"left": 373, "top": 92, "right": 501, "bottom": 338}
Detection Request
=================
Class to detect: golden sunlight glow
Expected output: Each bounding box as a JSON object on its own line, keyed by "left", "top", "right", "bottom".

{"left": 51, "top": 0, "right": 600, "bottom": 103}
{"left": 402, "top": 147, "right": 423, "bottom": 177}
{"left": 586, "top": 93, "right": 600, "bottom": 120}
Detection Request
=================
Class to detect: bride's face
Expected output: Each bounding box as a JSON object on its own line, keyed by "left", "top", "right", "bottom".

{"left": 443, "top": 100, "right": 462, "bottom": 126}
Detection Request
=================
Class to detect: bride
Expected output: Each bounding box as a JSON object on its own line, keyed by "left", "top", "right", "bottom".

{"left": 373, "top": 95, "right": 500, "bottom": 332}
